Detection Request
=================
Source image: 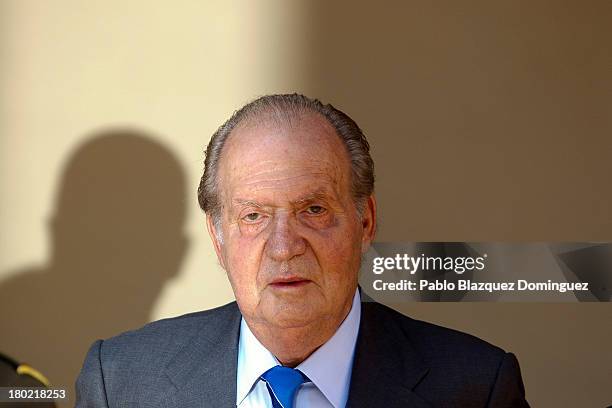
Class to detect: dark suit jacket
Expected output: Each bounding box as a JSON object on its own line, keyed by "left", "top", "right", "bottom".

{"left": 75, "top": 300, "right": 529, "bottom": 407}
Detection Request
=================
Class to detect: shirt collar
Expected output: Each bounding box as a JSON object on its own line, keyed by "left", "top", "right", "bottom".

{"left": 236, "top": 289, "right": 361, "bottom": 408}
{"left": 295, "top": 289, "right": 361, "bottom": 408}
{"left": 236, "top": 316, "right": 279, "bottom": 406}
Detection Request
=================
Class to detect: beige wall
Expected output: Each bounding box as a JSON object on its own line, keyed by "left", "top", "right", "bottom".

{"left": 0, "top": 1, "right": 310, "bottom": 406}
{"left": 1, "top": 1, "right": 610, "bottom": 407}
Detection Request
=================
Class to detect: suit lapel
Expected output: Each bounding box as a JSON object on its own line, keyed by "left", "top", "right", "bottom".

{"left": 160, "top": 303, "right": 242, "bottom": 408}
{"left": 148, "top": 297, "right": 431, "bottom": 407}
{"left": 346, "top": 299, "right": 432, "bottom": 408}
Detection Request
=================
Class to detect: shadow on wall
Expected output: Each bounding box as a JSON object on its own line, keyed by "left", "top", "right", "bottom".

{"left": 0, "top": 130, "right": 187, "bottom": 406}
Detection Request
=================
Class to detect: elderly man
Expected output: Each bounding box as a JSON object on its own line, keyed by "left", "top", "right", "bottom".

{"left": 76, "top": 94, "right": 529, "bottom": 407}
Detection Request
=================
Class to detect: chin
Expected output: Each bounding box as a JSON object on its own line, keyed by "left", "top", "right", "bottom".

{"left": 264, "top": 303, "right": 323, "bottom": 329}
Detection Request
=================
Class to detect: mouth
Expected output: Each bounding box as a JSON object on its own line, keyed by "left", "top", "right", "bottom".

{"left": 269, "top": 277, "right": 311, "bottom": 289}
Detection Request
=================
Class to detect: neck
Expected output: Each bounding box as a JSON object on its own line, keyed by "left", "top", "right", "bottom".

{"left": 247, "top": 298, "right": 354, "bottom": 367}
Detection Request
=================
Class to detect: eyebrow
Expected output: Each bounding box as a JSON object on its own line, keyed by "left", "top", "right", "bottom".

{"left": 291, "top": 191, "right": 331, "bottom": 205}
{"left": 232, "top": 199, "right": 264, "bottom": 208}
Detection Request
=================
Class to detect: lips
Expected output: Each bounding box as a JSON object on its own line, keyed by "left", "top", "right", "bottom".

{"left": 269, "top": 277, "right": 311, "bottom": 288}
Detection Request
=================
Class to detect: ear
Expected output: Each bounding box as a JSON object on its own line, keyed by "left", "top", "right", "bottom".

{"left": 360, "top": 194, "right": 377, "bottom": 253}
{"left": 206, "top": 215, "right": 227, "bottom": 270}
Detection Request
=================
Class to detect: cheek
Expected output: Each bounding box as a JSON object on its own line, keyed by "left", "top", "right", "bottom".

{"left": 307, "top": 223, "right": 362, "bottom": 284}
{"left": 225, "top": 230, "right": 267, "bottom": 298}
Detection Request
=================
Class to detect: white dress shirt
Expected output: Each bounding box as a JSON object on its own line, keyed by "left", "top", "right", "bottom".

{"left": 236, "top": 289, "right": 361, "bottom": 408}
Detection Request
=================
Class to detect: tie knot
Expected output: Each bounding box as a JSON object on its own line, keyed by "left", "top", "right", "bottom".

{"left": 261, "top": 366, "right": 307, "bottom": 408}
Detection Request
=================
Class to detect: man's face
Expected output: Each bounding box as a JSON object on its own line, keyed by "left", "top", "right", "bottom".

{"left": 209, "top": 113, "right": 375, "bottom": 330}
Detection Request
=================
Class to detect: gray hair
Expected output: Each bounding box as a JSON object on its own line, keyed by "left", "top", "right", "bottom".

{"left": 197, "top": 93, "right": 375, "bottom": 234}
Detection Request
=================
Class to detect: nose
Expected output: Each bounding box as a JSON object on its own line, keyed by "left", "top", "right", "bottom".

{"left": 265, "top": 213, "right": 306, "bottom": 261}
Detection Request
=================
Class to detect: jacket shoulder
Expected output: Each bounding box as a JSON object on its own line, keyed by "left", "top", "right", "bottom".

{"left": 356, "top": 301, "right": 528, "bottom": 406}
{"left": 362, "top": 301, "right": 506, "bottom": 361}
{"left": 107, "top": 301, "right": 238, "bottom": 342}
{"left": 76, "top": 302, "right": 241, "bottom": 407}
{"left": 98, "top": 302, "right": 239, "bottom": 374}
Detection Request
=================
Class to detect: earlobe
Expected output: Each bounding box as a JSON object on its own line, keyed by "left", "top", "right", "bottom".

{"left": 206, "top": 215, "right": 226, "bottom": 270}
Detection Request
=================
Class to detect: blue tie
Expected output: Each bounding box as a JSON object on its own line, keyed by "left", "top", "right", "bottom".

{"left": 260, "top": 366, "right": 307, "bottom": 408}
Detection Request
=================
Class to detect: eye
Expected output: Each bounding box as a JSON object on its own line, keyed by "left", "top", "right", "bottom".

{"left": 242, "top": 212, "right": 262, "bottom": 222}
{"left": 305, "top": 205, "right": 326, "bottom": 215}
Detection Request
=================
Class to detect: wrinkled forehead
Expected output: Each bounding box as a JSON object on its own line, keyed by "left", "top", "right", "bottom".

{"left": 217, "top": 113, "right": 352, "bottom": 202}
